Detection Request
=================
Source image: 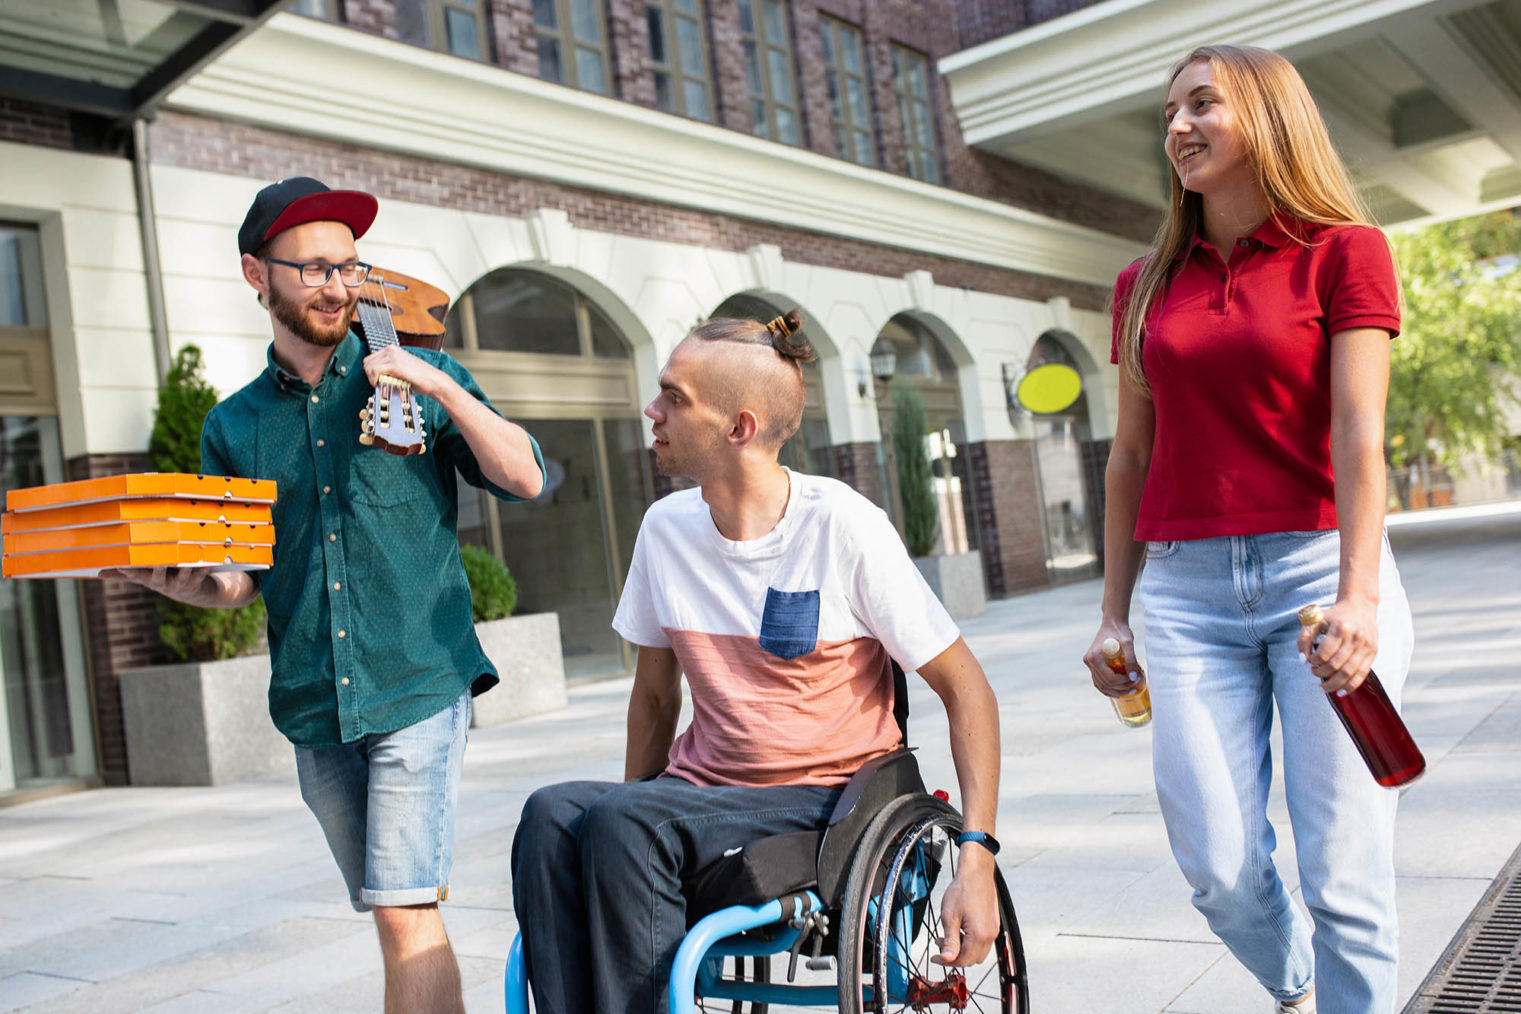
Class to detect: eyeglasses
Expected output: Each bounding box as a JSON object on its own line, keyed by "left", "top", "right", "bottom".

{"left": 262, "top": 257, "right": 372, "bottom": 287}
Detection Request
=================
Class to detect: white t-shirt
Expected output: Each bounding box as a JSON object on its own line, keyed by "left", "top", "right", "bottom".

{"left": 613, "top": 469, "right": 960, "bottom": 787}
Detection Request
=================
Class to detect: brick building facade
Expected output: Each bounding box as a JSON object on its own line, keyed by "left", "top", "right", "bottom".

{"left": 1, "top": 0, "right": 1135, "bottom": 789}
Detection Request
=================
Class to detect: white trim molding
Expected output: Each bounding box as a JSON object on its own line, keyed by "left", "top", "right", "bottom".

{"left": 165, "top": 13, "right": 1143, "bottom": 289}
{"left": 939, "top": 0, "right": 1491, "bottom": 146}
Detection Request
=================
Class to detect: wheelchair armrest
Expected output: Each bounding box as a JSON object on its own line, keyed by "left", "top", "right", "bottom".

{"left": 814, "top": 748, "right": 926, "bottom": 905}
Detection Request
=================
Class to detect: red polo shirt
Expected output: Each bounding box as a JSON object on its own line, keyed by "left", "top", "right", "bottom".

{"left": 1111, "top": 216, "right": 1400, "bottom": 541}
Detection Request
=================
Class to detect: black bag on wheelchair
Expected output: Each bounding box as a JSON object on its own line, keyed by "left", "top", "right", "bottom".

{"left": 682, "top": 829, "right": 822, "bottom": 920}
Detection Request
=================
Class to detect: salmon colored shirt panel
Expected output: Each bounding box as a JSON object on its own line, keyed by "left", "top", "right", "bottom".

{"left": 612, "top": 470, "right": 960, "bottom": 788}
{"left": 1110, "top": 217, "right": 1400, "bottom": 541}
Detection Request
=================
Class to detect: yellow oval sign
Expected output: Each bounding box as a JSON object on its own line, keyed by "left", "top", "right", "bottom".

{"left": 1016, "top": 363, "right": 1083, "bottom": 414}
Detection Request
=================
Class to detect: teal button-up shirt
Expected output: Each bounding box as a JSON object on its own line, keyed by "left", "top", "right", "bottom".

{"left": 201, "top": 332, "right": 543, "bottom": 746}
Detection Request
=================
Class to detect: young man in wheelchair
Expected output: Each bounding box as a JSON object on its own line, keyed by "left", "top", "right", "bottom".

{"left": 511, "top": 310, "right": 1003, "bottom": 1013}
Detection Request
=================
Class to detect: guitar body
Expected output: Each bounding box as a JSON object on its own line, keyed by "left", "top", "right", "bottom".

{"left": 356, "top": 268, "right": 449, "bottom": 352}
{"left": 355, "top": 267, "right": 454, "bottom": 456}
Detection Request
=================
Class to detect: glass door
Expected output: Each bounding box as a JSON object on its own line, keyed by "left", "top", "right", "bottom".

{"left": 0, "top": 417, "right": 95, "bottom": 790}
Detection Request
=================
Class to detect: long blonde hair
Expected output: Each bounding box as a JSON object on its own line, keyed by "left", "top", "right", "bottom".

{"left": 1118, "top": 44, "right": 1377, "bottom": 394}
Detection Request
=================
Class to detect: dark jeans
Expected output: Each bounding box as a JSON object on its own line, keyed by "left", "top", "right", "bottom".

{"left": 511, "top": 778, "right": 840, "bottom": 1014}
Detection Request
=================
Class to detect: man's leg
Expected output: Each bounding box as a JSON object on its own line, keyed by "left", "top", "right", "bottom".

{"left": 363, "top": 692, "right": 472, "bottom": 1013}
{"left": 577, "top": 779, "right": 840, "bottom": 1014}
{"left": 512, "top": 781, "right": 623, "bottom": 1014}
{"left": 373, "top": 903, "right": 462, "bottom": 1014}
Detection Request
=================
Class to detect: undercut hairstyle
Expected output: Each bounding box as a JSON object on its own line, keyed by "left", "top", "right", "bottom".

{"left": 689, "top": 309, "right": 816, "bottom": 448}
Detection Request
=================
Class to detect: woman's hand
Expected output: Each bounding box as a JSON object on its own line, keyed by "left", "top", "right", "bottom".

{"left": 1297, "top": 597, "right": 1379, "bottom": 695}
{"left": 1083, "top": 621, "right": 1144, "bottom": 699}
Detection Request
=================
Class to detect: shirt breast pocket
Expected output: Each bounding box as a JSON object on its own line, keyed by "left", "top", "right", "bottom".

{"left": 350, "top": 447, "right": 427, "bottom": 507}
{"left": 758, "top": 587, "right": 820, "bottom": 661}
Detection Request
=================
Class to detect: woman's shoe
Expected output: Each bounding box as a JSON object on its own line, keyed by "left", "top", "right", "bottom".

{"left": 1276, "top": 994, "right": 1316, "bottom": 1013}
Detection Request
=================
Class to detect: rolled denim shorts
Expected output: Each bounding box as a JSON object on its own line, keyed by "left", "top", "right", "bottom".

{"left": 295, "top": 691, "right": 470, "bottom": 911}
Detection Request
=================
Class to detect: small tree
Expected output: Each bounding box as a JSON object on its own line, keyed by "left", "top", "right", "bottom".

{"left": 891, "top": 380, "right": 939, "bottom": 558}
{"left": 459, "top": 544, "right": 517, "bottom": 621}
{"left": 1388, "top": 212, "right": 1521, "bottom": 501}
{"left": 150, "top": 345, "right": 266, "bottom": 662}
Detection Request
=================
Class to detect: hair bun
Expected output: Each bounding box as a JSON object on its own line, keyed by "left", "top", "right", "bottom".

{"left": 765, "top": 312, "right": 799, "bottom": 340}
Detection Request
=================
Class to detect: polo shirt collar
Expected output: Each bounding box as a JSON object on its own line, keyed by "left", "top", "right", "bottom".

{"left": 264, "top": 331, "right": 364, "bottom": 393}
{"left": 1176, "top": 212, "right": 1299, "bottom": 261}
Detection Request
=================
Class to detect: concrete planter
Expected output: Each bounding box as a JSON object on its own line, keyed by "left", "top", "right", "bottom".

{"left": 120, "top": 613, "right": 567, "bottom": 785}
{"left": 913, "top": 550, "right": 988, "bottom": 620}
{"left": 119, "top": 654, "right": 290, "bottom": 787}
{"left": 470, "top": 612, "right": 568, "bottom": 728}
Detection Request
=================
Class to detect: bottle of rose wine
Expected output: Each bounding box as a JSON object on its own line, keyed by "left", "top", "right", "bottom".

{"left": 1102, "top": 637, "right": 1152, "bottom": 728}
{"left": 1298, "top": 604, "right": 1425, "bottom": 788}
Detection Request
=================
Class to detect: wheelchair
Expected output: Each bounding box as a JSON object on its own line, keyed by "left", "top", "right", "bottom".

{"left": 505, "top": 664, "right": 1030, "bottom": 1013}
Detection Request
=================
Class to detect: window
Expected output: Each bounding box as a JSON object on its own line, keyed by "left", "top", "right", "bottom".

{"left": 738, "top": 0, "right": 799, "bottom": 145}
{"left": 287, "top": 0, "right": 336, "bottom": 18}
{"left": 535, "top": 0, "right": 613, "bottom": 95}
{"left": 445, "top": 270, "right": 629, "bottom": 359}
{"left": 394, "top": 0, "right": 489, "bottom": 60}
{"left": 819, "top": 16, "right": 874, "bottom": 167}
{"left": 892, "top": 45, "right": 941, "bottom": 183}
{"left": 647, "top": 0, "right": 713, "bottom": 121}
{"left": 0, "top": 226, "right": 45, "bottom": 330}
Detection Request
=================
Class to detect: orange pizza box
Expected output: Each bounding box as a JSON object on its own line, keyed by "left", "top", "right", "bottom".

{"left": 6, "top": 473, "right": 276, "bottom": 513}
{"left": 2, "top": 543, "right": 273, "bottom": 580}
{"left": 1, "top": 499, "right": 272, "bottom": 533}
{"left": 4, "top": 521, "right": 276, "bottom": 556}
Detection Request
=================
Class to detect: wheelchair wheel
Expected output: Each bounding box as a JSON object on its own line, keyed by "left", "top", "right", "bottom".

{"left": 694, "top": 955, "right": 769, "bottom": 1013}
{"left": 837, "top": 795, "right": 1028, "bottom": 1013}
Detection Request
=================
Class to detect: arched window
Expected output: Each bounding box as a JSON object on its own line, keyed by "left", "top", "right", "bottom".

{"left": 872, "top": 313, "right": 975, "bottom": 557}
{"left": 445, "top": 270, "right": 628, "bottom": 359}
{"left": 445, "top": 268, "right": 648, "bottom": 678}
{"left": 1026, "top": 331, "right": 1099, "bottom": 583}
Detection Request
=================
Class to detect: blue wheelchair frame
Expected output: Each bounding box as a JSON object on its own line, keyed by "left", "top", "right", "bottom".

{"left": 503, "top": 664, "right": 1019, "bottom": 1013}
{"left": 507, "top": 873, "right": 937, "bottom": 1012}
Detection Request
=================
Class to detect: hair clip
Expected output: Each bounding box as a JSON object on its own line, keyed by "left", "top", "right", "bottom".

{"left": 766, "top": 315, "right": 795, "bottom": 340}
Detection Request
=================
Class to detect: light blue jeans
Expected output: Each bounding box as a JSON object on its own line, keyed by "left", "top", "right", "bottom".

{"left": 295, "top": 691, "right": 471, "bottom": 911}
{"left": 1138, "top": 530, "right": 1413, "bottom": 1014}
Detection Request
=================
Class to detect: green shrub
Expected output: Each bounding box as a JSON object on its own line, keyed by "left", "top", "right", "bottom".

{"left": 891, "top": 380, "right": 939, "bottom": 558}
{"left": 149, "top": 344, "right": 265, "bottom": 662}
{"left": 149, "top": 346, "right": 218, "bottom": 474}
{"left": 157, "top": 597, "right": 267, "bottom": 662}
{"left": 460, "top": 544, "right": 517, "bottom": 621}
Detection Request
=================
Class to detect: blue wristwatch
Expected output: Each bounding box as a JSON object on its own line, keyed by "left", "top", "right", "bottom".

{"left": 956, "top": 830, "right": 1001, "bottom": 856}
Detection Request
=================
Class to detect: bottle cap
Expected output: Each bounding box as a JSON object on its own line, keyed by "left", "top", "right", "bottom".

{"left": 1298, "top": 604, "right": 1325, "bottom": 626}
{"left": 1101, "top": 637, "right": 1122, "bottom": 659}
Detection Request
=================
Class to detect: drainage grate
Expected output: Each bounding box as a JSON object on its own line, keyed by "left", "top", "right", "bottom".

{"left": 1406, "top": 842, "right": 1521, "bottom": 1012}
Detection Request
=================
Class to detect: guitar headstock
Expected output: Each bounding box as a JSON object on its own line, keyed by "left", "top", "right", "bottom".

{"left": 359, "top": 377, "right": 427, "bottom": 456}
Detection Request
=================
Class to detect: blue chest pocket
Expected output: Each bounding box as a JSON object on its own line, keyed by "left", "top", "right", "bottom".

{"left": 758, "top": 588, "right": 820, "bottom": 660}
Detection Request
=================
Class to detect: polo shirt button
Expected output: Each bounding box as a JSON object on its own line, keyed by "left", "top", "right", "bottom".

{"left": 341, "top": 677, "right": 350, "bottom": 686}
{"left": 1238, "top": 239, "right": 1249, "bottom": 247}
{"left": 339, "top": 366, "right": 347, "bottom": 374}
{"left": 311, "top": 394, "right": 319, "bottom": 403}
{"left": 322, "top": 485, "right": 331, "bottom": 494}
{"left": 333, "top": 581, "right": 341, "bottom": 590}
{"left": 337, "top": 629, "right": 346, "bottom": 638}
{"left": 329, "top": 533, "right": 337, "bottom": 542}
{"left": 316, "top": 439, "right": 325, "bottom": 447}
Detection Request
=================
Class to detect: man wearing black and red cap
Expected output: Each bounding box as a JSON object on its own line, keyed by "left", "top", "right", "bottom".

{"left": 114, "top": 178, "right": 545, "bottom": 1012}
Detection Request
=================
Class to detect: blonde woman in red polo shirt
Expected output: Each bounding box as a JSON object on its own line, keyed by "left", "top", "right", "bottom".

{"left": 1082, "top": 45, "right": 1414, "bottom": 1014}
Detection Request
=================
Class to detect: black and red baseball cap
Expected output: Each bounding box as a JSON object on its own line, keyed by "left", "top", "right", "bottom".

{"left": 237, "top": 177, "right": 378, "bottom": 256}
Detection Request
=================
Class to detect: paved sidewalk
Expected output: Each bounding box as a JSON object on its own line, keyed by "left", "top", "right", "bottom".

{"left": 2, "top": 502, "right": 1518, "bottom": 1012}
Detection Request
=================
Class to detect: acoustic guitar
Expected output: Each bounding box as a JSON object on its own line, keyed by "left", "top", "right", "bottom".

{"left": 353, "top": 267, "right": 451, "bottom": 456}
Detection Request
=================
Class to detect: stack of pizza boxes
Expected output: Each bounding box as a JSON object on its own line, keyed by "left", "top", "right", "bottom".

{"left": 1, "top": 473, "right": 276, "bottom": 579}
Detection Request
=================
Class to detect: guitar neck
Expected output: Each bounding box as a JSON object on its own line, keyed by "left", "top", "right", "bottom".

{"left": 355, "top": 300, "right": 401, "bottom": 356}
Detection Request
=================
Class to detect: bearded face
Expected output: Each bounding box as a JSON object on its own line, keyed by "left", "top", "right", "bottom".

{"left": 266, "top": 273, "right": 357, "bottom": 348}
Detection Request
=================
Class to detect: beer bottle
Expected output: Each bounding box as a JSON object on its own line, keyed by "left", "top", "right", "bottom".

{"left": 1102, "top": 637, "right": 1152, "bottom": 728}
